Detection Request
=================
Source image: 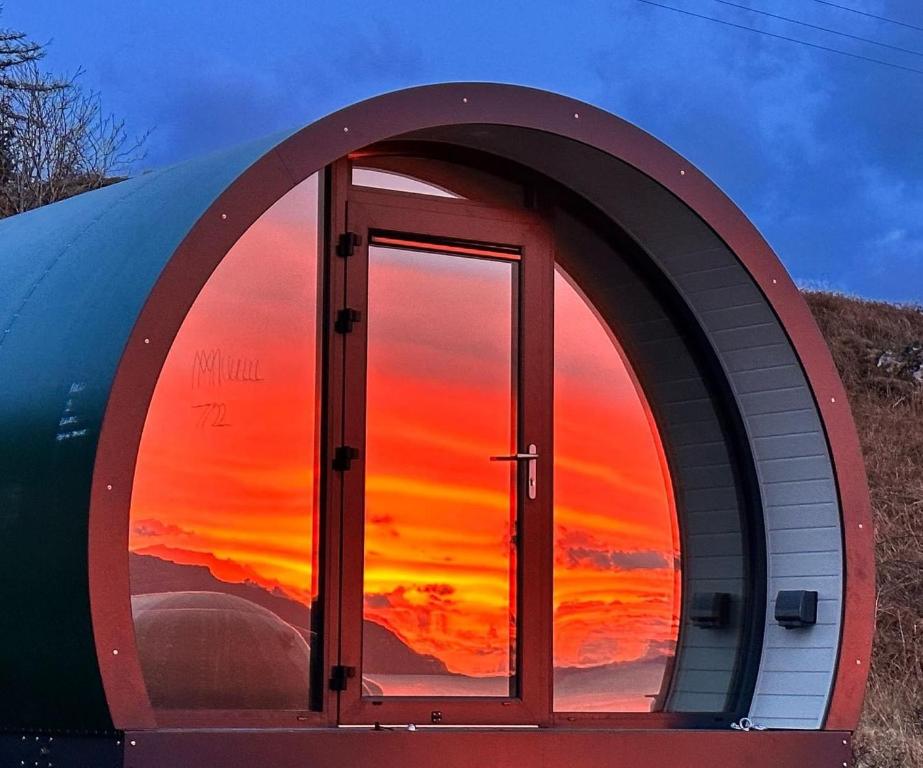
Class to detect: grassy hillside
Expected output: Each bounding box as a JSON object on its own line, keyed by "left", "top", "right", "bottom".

{"left": 805, "top": 292, "right": 923, "bottom": 768}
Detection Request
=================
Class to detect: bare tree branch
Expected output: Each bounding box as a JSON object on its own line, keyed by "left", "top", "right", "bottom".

{"left": 0, "top": 9, "right": 147, "bottom": 217}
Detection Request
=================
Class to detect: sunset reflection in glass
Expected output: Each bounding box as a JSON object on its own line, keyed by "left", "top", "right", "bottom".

{"left": 129, "top": 176, "right": 321, "bottom": 710}
{"left": 553, "top": 268, "right": 680, "bottom": 712}
{"left": 127, "top": 178, "right": 679, "bottom": 715}
{"left": 362, "top": 243, "right": 518, "bottom": 697}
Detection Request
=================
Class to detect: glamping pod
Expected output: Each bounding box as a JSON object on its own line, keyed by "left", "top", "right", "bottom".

{"left": 0, "top": 84, "right": 873, "bottom": 768}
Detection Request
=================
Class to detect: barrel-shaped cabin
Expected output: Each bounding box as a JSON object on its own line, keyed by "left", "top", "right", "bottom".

{"left": 0, "top": 84, "right": 873, "bottom": 768}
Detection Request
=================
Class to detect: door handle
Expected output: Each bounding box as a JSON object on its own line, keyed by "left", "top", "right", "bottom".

{"left": 489, "top": 444, "right": 538, "bottom": 500}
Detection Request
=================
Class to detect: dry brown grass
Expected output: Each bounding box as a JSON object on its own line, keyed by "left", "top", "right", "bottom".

{"left": 804, "top": 291, "right": 923, "bottom": 768}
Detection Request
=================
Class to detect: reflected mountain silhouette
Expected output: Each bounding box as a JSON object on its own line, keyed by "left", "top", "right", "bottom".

{"left": 131, "top": 553, "right": 448, "bottom": 679}
{"left": 131, "top": 553, "right": 666, "bottom": 710}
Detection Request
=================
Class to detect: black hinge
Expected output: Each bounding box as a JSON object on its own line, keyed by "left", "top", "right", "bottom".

{"left": 334, "top": 307, "right": 361, "bottom": 334}
{"left": 332, "top": 445, "right": 360, "bottom": 472}
{"left": 337, "top": 231, "right": 361, "bottom": 257}
{"left": 329, "top": 664, "right": 357, "bottom": 691}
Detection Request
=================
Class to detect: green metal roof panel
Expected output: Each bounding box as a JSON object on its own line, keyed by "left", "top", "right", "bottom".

{"left": 0, "top": 127, "right": 295, "bottom": 730}
{"left": 0, "top": 129, "right": 294, "bottom": 393}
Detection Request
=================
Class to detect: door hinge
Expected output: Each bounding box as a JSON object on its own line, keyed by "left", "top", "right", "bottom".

{"left": 332, "top": 445, "right": 360, "bottom": 472}
{"left": 334, "top": 307, "right": 361, "bottom": 334}
{"left": 329, "top": 664, "right": 357, "bottom": 691}
{"left": 337, "top": 231, "right": 362, "bottom": 257}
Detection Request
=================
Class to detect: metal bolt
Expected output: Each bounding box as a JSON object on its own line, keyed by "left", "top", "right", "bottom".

{"left": 573, "top": 112, "right": 579, "bottom": 119}
{"left": 112, "top": 649, "right": 119, "bottom": 655}
{"left": 856, "top": 658, "right": 862, "bottom": 665}
{"left": 106, "top": 484, "right": 112, "bottom": 491}
{"left": 220, "top": 213, "right": 227, "bottom": 220}
{"left": 343, "top": 126, "right": 349, "bottom": 133}
{"left": 771, "top": 278, "right": 778, "bottom": 284}
{"left": 130, "top": 740, "right": 137, "bottom": 747}
{"left": 462, "top": 97, "right": 468, "bottom": 103}
{"left": 858, "top": 523, "right": 864, "bottom": 529}
{"left": 143, "top": 338, "right": 150, "bottom": 344}
{"left": 831, "top": 397, "right": 836, "bottom": 403}
{"left": 680, "top": 169, "right": 686, "bottom": 176}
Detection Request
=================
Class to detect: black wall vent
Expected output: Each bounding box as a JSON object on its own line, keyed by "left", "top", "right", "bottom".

{"left": 775, "top": 590, "right": 818, "bottom": 629}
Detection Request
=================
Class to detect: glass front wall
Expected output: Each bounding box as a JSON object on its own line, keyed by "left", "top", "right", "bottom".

{"left": 126, "top": 161, "right": 682, "bottom": 721}
{"left": 128, "top": 174, "right": 321, "bottom": 711}
{"left": 553, "top": 268, "right": 680, "bottom": 712}
{"left": 362, "top": 242, "right": 519, "bottom": 697}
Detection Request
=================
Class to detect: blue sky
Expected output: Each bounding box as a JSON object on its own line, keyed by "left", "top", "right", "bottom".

{"left": 5, "top": 0, "right": 922, "bottom": 302}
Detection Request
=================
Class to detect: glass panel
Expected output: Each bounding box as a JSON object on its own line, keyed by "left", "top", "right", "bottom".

{"left": 362, "top": 243, "right": 517, "bottom": 697}
{"left": 128, "top": 175, "right": 321, "bottom": 711}
{"left": 553, "top": 267, "right": 680, "bottom": 713}
{"left": 352, "top": 167, "right": 462, "bottom": 198}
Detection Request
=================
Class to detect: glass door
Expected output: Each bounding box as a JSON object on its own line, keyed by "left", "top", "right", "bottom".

{"left": 336, "top": 188, "right": 553, "bottom": 725}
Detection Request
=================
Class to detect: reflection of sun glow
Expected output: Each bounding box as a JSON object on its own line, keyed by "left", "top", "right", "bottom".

{"left": 552, "top": 269, "right": 679, "bottom": 710}
{"left": 366, "top": 474, "right": 511, "bottom": 511}
{"left": 361, "top": 245, "right": 516, "bottom": 678}
{"left": 128, "top": 183, "right": 679, "bottom": 711}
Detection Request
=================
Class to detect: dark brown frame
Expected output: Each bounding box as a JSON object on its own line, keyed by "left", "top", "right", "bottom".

{"left": 104, "top": 171, "right": 339, "bottom": 730}
{"left": 345, "top": 159, "right": 702, "bottom": 729}
{"left": 88, "top": 86, "right": 872, "bottom": 759}
{"left": 336, "top": 183, "right": 554, "bottom": 726}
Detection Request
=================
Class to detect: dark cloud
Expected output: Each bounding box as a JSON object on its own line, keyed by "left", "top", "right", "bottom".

{"left": 364, "top": 583, "right": 457, "bottom": 612}
{"left": 418, "top": 583, "right": 456, "bottom": 597}
{"left": 557, "top": 527, "right": 671, "bottom": 571}
{"left": 363, "top": 583, "right": 461, "bottom": 638}
{"left": 589, "top": 0, "right": 923, "bottom": 303}
{"left": 132, "top": 518, "right": 188, "bottom": 538}
{"left": 565, "top": 546, "right": 670, "bottom": 571}
{"left": 6, "top": 0, "right": 918, "bottom": 301}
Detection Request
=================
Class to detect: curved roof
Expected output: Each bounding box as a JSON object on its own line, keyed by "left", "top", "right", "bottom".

{"left": 0, "top": 129, "right": 293, "bottom": 407}
{"left": 0, "top": 132, "right": 299, "bottom": 728}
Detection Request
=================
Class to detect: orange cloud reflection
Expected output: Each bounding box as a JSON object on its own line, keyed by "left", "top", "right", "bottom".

{"left": 128, "top": 182, "right": 679, "bottom": 710}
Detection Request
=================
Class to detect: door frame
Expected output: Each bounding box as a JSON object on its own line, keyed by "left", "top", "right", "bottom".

{"left": 331, "top": 180, "right": 554, "bottom": 726}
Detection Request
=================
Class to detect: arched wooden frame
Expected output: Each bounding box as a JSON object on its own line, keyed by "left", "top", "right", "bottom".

{"left": 88, "top": 85, "right": 873, "bottom": 740}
